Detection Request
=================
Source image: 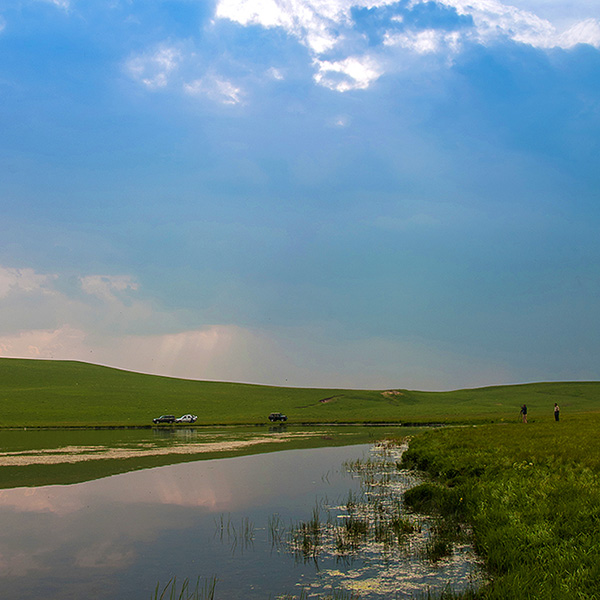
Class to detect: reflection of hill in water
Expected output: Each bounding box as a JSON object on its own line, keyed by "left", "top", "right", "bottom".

{"left": 0, "top": 425, "right": 424, "bottom": 489}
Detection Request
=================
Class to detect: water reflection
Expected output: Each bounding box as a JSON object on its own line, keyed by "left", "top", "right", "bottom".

{"left": 268, "top": 424, "right": 288, "bottom": 433}
{"left": 152, "top": 427, "right": 199, "bottom": 440}
{"left": 0, "top": 443, "right": 483, "bottom": 600}
{"left": 0, "top": 445, "right": 369, "bottom": 599}
{"left": 0, "top": 425, "right": 407, "bottom": 489}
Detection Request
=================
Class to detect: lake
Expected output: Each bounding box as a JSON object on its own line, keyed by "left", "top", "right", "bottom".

{"left": 0, "top": 429, "right": 483, "bottom": 599}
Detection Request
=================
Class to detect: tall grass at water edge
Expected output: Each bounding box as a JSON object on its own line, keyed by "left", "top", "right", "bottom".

{"left": 400, "top": 414, "right": 600, "bottom": 599}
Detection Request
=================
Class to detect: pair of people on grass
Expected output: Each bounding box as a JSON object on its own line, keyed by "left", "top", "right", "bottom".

{"left": 519, "top": 403, "right": 560, "bottom": 422}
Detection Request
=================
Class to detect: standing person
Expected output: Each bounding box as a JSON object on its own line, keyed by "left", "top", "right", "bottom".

{"left": 520, "top": 404, "right": 528, "bottom": 423}
{"left": 554, "top": 403, "right": 560, "bottom": 421}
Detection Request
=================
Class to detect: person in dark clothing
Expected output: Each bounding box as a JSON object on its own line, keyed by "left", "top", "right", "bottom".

{"left": 520, "top": 404, "right": 528, "bottom": 423}
{"left": 554, "top": 403, "right": 560, "bottom": 421}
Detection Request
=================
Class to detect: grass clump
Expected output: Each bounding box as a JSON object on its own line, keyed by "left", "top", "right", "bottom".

{"left": 404, "top": 482, "right": 470, "bottom": 562}
{"left": 401, "top": 414, "right": 600, "bottom": 599}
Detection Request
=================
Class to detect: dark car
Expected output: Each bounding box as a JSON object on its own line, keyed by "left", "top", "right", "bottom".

{"left": 268, "top": 412, "right": 288, "bottom": 422}
{"left": 153, "top": 415, "right": 176, "bottom": 424}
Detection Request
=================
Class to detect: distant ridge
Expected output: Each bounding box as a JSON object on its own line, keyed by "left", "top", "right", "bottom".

{"left": 1, "top": 357, "right": 599, "bottom": 427}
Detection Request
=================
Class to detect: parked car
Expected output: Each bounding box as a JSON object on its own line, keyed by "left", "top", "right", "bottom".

{"left": 175, "top": 414, "right": 198, "bottom": 423}
{"left": 268, "top": 412, "right": 288, "bottom": 422}
{"left": 153, "top": 415, "right": 176, "bottom": 424}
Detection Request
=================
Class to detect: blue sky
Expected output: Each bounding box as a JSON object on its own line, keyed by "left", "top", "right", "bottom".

{"left": 1, "top": 0, "right": 599, "bottom": 390}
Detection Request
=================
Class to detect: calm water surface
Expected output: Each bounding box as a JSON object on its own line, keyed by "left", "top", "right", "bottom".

{"left": 0, "top": 442, "right": 482, "bottom": 599}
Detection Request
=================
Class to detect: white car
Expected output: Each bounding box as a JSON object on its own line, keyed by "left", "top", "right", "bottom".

{"left": 175, "top": 414, "right": 198, "bottom": 423}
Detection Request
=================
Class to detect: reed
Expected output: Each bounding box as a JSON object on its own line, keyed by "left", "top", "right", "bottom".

{"left": 268, "top": 513, "right": 285, "bottom": 547}
{"left": 215, "top": 514, "right": 255, "bottom": 553}
{"left": 152, "top": 576, "right": 217, "bottom": 600}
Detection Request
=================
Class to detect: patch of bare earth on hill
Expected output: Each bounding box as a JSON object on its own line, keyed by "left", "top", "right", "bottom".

{"left": 0, "top": 434, "right": 315, "bottom": 467}
{"left": 382, "top": 390, "right": 403, "bottom": 398}
{"left": 319, "top": 395, "right": 343, "bottom": 403}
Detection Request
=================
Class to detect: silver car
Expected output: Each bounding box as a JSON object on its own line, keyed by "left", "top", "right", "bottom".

{"left": 175, "top": 414, "right": 198, "bottom": 423}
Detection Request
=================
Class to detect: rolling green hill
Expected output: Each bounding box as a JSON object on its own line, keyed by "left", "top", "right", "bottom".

{"left": 1, "top": 357, "right": 599, "bottom": 427}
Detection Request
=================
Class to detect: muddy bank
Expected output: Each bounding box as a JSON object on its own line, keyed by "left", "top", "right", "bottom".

{"left": 0, "top": 434, "right": 311, "bottom": 467}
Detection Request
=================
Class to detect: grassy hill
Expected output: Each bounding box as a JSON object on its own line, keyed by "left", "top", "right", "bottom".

{"left": 1, "top": 357, "right": 599, "bottom": 427}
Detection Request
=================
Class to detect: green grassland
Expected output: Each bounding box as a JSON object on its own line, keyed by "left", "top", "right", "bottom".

{"left": 401, "top": 414, "right": 600, "bottom": 599}
{"left": 1, "top": 357, "right": 600, "bottom": 427}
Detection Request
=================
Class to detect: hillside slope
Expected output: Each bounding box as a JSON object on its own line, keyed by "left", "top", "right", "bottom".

{"left": 1, "top": 358, "right": 599, "bottom": 427}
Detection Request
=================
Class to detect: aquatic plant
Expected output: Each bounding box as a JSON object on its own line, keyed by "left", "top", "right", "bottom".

{"left": 152, "top": 576, "right": 217, "bottom": 600}
{"left": 276, "top": 587, "right": 360, "bottom": 600}
{"left": 268, "top": 513, "right": 285, "bottom": 547}
{"left": 288, "top": 443, "right": 426, "bottom": 563}
{"left": 215, "top": 514, "right": 255, "bottom": 553}
{"left": 291, "top": 505, "right": 323, "bottom": 559}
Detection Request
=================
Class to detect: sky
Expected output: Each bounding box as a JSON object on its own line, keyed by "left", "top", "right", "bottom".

{"left": 0, "top": 0, "right": 599, "bottom": 390}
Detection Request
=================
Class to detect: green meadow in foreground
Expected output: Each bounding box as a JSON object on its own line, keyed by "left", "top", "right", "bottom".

{"left": 401, "top": 414, "right": 600, "bottom": 599}
{"left": 1, "top": 357, "right": 600, "bottom": 427}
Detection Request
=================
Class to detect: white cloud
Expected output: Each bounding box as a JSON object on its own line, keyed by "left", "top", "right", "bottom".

{"left": 213, "top": 0, "right": 600, "bottom": 93}
{"left": 126, "top": 42, "right": 246, "bottom": 105}
{"left": 123, "top": 0, "right": 598, "bottom": 97}
{"left": 332, "top": 114, "right": 350, "bottom": 127}
{"left": 267, "top": 67, "right": 285, "bottom": 80}
{"left": 0, "top": 16, "right": 6, "bottom": 34}
{"left": 0, "top": 265, "right": 167, "bottom": 339}
{"left": 384, "top": 28, "right": 462, "bottom": 55}
{"left": 437, "top": 0, "right": 600, "bottom": 48}
{"left": 215, "top": 0, "right": 378, "bottom": 54}
{"left": 126, "top": 45, "right": 182, "bottom": 89}
{"left": 0, "top": 325, "right": 86, "bottom": 360}
{"left": 184, "top": 75, "right": 244, "bottom": 105}
{"left": 39, "top": 0, "right": 70, "bottom": 8}
{"left": 80, "top": 275, "right": 138, "bottom": 301}
{"left": 485, "top": 0, "right": 599, "bottom": 28}
{"left": 314, "top": 55, "right": 383, "bottom": 91}
{"left": 0, "top": 325, "right": 240, "bottom": 378}
{"left": 558, "top": 18, "right": 600, "bottom": 48}
{"left": 0, "top": 266, "right": 55, "bottom": 298}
